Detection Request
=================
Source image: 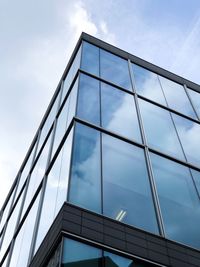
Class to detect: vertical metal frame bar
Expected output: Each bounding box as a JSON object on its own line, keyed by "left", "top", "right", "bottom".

{"left": 184, "top": 84, "right": 200, "bottom": 120}
{"left": 128, "top": 59, "right": 166, "bottom": 237}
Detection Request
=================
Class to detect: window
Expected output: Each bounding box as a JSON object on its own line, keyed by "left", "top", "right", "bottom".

{"left": 187, "top": 88, "right": 200, "bottom": 118}
{"left": 8, "top": 192, "right": 41, "bottom": 267}
{"left": 101, "top": 82, "right": 141, "bottom": 142}
{"left": 69, "top": 124, "right": 101, "bottom": 213}
{"left": 100, "top": 49, "right": 132, "bottom": 91}
{"left": 62, "top": 238, "right": 101, "bottom": 267}
{"left": 34, "top": 129, "right": 73, "bottom": 254}
{"left": 132, "top": 64, "right": 166, "bottom": 105}
{"left": 139, "top": 99, "right": 185, "bottom": 160}
{"left": 61, "top": 45, "right": 81, "bottom": 103}
{"left": 77, "top": 73, "right": 141, "bottom": 143}
{"left": 81, "top": 41, "right": 99, "bottom": 76}
{"left": 150, "top": 153, "right": 200, "bottom": 249}
{"left": 172, "top": 114, "right": 200, "bottom": 167}
{"left": 102, "top": 134, "right": 159, "bottom": 234}
{"left": 77, "top": 73, "right": 100, "bottom": 125}
{"left": 159, "top": 76, "right": 196, "bottom": 119}
{"left": 51, "top": 79, "right": 78, "bottom": 158}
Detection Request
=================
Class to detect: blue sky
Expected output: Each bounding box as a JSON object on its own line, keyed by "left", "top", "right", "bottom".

{"left": 1, "top": 0, "right": 200, "bottom": 207}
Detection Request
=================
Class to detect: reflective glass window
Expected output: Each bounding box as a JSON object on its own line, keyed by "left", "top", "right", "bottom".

{"left": 132, "top": 64, "right": 166, "bottom": 105}
{"left": 191, "top": 169, "right": 200, "bottom": 197}
{"left": 187, "top": 88, "right": 200, "bottom": 118}
{"left": 9, "top": 191, "right": 40, "bottom": 267}
{"left": 159, "top": 76, "right": 197, "bottom": 118}
{"left": 172, "top": 114, "right": 200, "bottom": 167}
{"left": 151, "top": 153, "right": 200, "bottom": 249}
{"left": 77, "top": 73, "right": 100, "bottom": 125}
{"left": 0, "top": 190, "right": 24, "bottom": 262}
{"left": 100, "top": 50, "right": 132, "bottom": 91}
{"left": 139, "top": 99, "right": 185, "bottom": 160}
{"left": 81, "top": 41, "right": 99, "bottom": 76}
{"left": 0, "top": 190, "right": 15, "bottom": 233}
{"left": 14, "top": 141, "right": 37, "bottom": 202}
{"left": 102, "top": 134, "right": 159, "bottom": 234}
{"left": 35, "top": 129, "right": 73, "bottom": 254}
{"left": 69, "top": 124, "right": 101, "bottom": 213}
{"left": 61, "top": 45, "right": 81, "bottom": 103}
{"left": 101, "top": 83, "right": 141, "bottom": 142}
{"left": 62, "top": 238, "right": 101, "bottom": 267}
{"left": 37, "top": 90, "right": 60, "bottom": 154}
{"left": 21, "top": 131, "right": 52, "bottom": 219}
{"left": 51, "top": 79, "right": 78, "bottom": 158}
{"left": 104, "top": 251, "right": 132, "bottom": 267}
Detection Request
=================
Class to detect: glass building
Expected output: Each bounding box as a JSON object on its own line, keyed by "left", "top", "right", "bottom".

{"left": 1, "top": 33, "right": 200, "bottom": 267}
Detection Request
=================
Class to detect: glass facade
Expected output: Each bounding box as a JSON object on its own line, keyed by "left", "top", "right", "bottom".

{"left": 61, "top": 237, "right": 154, "bottom": 267}
{"left": 1, "top": 36, "right": 200, "bottom": 267}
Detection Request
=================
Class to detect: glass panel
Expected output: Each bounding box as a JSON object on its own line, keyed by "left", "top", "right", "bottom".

{"left": 1, "top": 252, "right": 8, "bottom": 267}
{"left": 151, "top": 153, "right": 200, "bottom": 249}
{"left": 34, "top": 129, "right": 73, "bottom": 254}
{"left": 191, "top": 169, "right": 200, "bottom": 197}
{"left": 61, "top": 46, "right": 81, "bottom": 103}
{"left": 0, "top": 190, "right": 24, "bottom": 261}
{"left": 0, "top": 190, "right": 15, "bottom": 233}
{"left": 101, "top": 83, "right": 141, "bottom": 142}
{"left": 9, "top": 191, "right": 40, "bottom": 267}
{"left": 159, "top": 76, "right": 196, "bottom": 119}
{"left": 187, "top": 88, "right": 200, "bottom": 118}
{"left": 77, "top": 73, "right": 100, "bottom": 125}
{"left": 21, "top": 131, "right": 52, "bottom": 219}
{"left": 102, "top": 134, "right": 159, "bottom": 234}
{"left": 14, "top": 141, "right": 37, "bottom": 202}
{"left": 81, "top": 41, "right": 99, "bottom": 76}
{"left": 172, "top": 114, "right": 200, "bottom": 167}
{"left": 51, "top": 79, "right": 78, "bottom": 158}
{"left": 69, "top": 124, "right": 101, "bottom": 213}
{"left": 100, "top": 49, "right": 132, "bottom": 91}
{"left": 104, "top": 251, "right": 132, "bottom": 267}
{"left": 37, "top": 90, "right": 60, "bottom": 154}
{"left": 139, "top": 99, "right": 185, "bottom": 160}
{"left": 132, "top": 64, "right": 166, "bottom": 105}
{"left": 62, "top": 238, "right": 101, "bottom": 267}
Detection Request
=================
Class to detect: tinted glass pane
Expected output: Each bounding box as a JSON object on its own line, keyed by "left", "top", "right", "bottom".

{"left": 0, "top": 190, "right": 15, "bottom": 233}
{"left": 69, "top": 124, "right": 101, "bottom": 213}
{"left": 132, "top": 64, "right": 166, "bottom": 105}
{"left": 0, "top": 191, "right": 24, "bottom": 261}
{"left": 139, "top": 99, "right": 185, "bottom": 160}
{"left": 172, "top": 114, "right": 200, "bottom": 167}
{"left": 159, "top": 76, "right": 196, "bottom": 118}
{"left": 191, "top": 169, "right": 200, "bottom": 197}
{"left": 14, "top": 142, "right": 36, "bottom": 202}
{"left": 35, "top": 130, "right": 73, "bottom": 254}
{"left": 9, "top": 191, "right": 40, "bottom": 267}
{"left": 61, "top": 46, "right": 81, "bottom": 103}
{"left": 151, "top": 153, "right": 200, "bottom": 249}
{"left": 21, "top": 131, "right": 52, "bottom": 218}
{"left": 51, "top": 79, "right": 78, "bottom": 158}
{"left": 104, "top": 251, "right": 132, "bottom": 267}
{"left": 81, "top": 41, "right": 99, "bottom": 76}
{"left": 62, "top": 238, "right": 101, "bottom": 267}
{"left": 37, "top": 90, "right": 60, "bottom": 154}
{"left": 77, "top": 74, "right": 100, "bottom": 125}
{"left": 100, "top": 50, "right": 132, "bottom": 91}
{"left": 188, "top": 88, "right": 200, "bottom": 118}
{"left": 101, "top": 83, "right": 141, "bottom": 142}
{"left": 102, "top": 134, "right": 158, "bottom": 234}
